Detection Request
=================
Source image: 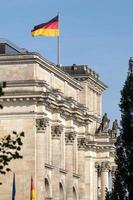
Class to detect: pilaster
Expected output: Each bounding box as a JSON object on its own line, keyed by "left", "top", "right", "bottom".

{"left": 36, "top": 118, "right": 49, "bottom": 200}
{"left": 51, "top": 125, "right": 63, "bottom": 200}
{"left": 65, "top": 131, "right": 76, "bottom": 200}
{"left": 100, "top": 162, "right": 110, "bottom": 200}
{"left": 78, "top": 138, "right": 86, "bottom": 200}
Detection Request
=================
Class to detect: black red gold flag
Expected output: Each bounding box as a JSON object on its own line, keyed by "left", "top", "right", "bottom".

{"left": 31, "top": 16, "right": 59, "bottom": 37}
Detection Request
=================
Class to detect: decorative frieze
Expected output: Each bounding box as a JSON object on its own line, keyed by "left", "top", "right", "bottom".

{"left": 65, "top": 131, "right": 76, "bottom": 144}
{"left": 51, "top": 125, "right": 63, "bottom": 139}
{"left": 36, "top": 118, "right": 49, "bottom": 132}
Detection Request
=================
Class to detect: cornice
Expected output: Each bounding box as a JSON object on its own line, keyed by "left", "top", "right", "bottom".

{"left": 86, "top": 141, "right": 115, "bottom": 152}
{"left": 73, "top": 74, "right": 107, "bottom": 94}
{"left": 0, "top": 88, "right": 93, "bottom": 125}
{"left": 0, "top": 53, "right": 83, "bottom": 90}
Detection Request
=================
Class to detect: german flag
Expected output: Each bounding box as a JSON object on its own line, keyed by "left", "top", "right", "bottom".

{"left": 31, "top": 16, "right": 59, "bottom": 37}
{"left": 30, "top": 176, "right": 35, "bottom": 200}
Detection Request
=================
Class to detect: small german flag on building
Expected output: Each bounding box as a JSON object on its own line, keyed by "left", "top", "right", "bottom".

{"left": 30, "top": 176, "right": 35, "bottom": 200}
{"left": 31, "top": 16, "right": 59, "bottom": 37}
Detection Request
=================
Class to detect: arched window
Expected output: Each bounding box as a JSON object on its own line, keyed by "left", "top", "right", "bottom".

{"left": 73, "top": 186, "right": 77, "bottom": 200}
{"left": 59, "top": 182, "right": 64, "bottom": 200}
{"left": 45, "top": 178, "right": 50, "bottom": 198}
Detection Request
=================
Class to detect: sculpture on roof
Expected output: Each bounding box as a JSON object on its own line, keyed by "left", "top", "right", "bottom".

{"left": 96, "top": 113, "right": 110, "bottom": 134}
{"left": 111, "top": 119, "right": 118, "bottom": 138}
{"left": 129, "top": 57, "right": 133, "bottom": 73}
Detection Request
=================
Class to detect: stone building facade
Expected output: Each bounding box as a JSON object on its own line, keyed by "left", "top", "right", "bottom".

{"left": 0, "top": 39, "right": 116, "bottom": 200}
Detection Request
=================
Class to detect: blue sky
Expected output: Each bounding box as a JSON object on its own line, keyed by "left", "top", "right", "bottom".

{"left": 1, "top": 0, "right": 133, "bottom": 125}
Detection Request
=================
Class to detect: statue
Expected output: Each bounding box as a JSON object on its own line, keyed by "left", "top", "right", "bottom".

{"left": 96, "top": 113, "right": 110, "bottom": 134}
{"left": 129, "top": 57, "right": 133, "bottom": 73}
{"left": 111, "top": 119, "right": 118, "bottom": 138}
{"left": 101, "top": 113, "right": 110, "bottom": 132}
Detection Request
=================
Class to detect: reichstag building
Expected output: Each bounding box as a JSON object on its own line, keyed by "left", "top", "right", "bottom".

{"left": 0, "top": 39, "right": 117, "bottom": 200}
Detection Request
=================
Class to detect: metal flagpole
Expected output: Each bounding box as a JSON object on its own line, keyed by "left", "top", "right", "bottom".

{"left": 57, "top": 12, "right": 60, "bottom": 66}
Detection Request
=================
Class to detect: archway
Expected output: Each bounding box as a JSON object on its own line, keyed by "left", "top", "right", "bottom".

{"left": 73, "top": 186, "right": 77, "bottom": 200}
{"left": 59, "top": 182, "right": 64, "bottom": 200}
{"left": 45, "top": 178, "right": 50, "bottom": 198}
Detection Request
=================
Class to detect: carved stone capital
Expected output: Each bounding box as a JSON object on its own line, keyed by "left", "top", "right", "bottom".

{"left": 95, "top": 162, "right": 101, "bottom": 175}
{"left": 78, "top": 138, "right": 87, "bottom": 150}
{"left": 51, "top": 125, "right": 63, "bottom": 139}
{"left": 95, "top": 162, "right": 100, "bottom": 169}
{"left": 36, "top": 118, "right": 49, "bottom": 132}
{"left": 111, "top": 166, "right": 117, "bottom": 176}
{"left": 65, "top": 132, "right": 76, "bottom": 144}
{"left": 95, "top": 161, "right": 110, "bottom": 173}
{"left": 101, "top": 161, "right": 110, "bottom": 171}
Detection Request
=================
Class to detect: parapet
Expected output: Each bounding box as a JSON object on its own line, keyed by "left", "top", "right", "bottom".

{"left": 62, "top": 64, "right": 100, "bottom": 81}
{"left": 0, "top": 38, "right": 28, "bottom": 55}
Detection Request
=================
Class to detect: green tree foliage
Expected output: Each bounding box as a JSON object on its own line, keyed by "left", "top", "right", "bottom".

{"left": 106, "top": 58, "right": 133, "bottom": 200}
{"left": 0, "top": 132, "right": 24, "bottom": 176}
{"left": 0, "top": 82, "right": 24, "bottom": 184}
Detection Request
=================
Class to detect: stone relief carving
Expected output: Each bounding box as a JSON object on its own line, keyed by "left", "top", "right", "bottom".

{"left": 65, "top": 132, "right": 76, "bottom": 144}
{"left": 51, "top": 125, "right": 63, "bottom": 138}
{"left": 36, "top": 118, "right": 49, "bottom": 131}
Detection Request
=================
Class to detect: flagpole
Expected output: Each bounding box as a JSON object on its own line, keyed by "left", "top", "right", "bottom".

{"left": 57, "top": 12, "right": 60, "bottom": 66}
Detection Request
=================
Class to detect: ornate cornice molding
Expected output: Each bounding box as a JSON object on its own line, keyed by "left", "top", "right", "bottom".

{"left": 0, "top": 53, "right": 83, "bottom": 90}
{"left": 87, "top": 78, "right": 107, "bottom": 94}
{"left": 0, "top": 81, "right": 97, "bottom": 125}
{"left": 86, "top": 141, "right": 115, "bottom": 152}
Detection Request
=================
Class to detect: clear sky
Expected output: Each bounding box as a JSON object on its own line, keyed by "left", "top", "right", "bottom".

{"left": 1, "top": 0, "right": 133, "bottom": 125}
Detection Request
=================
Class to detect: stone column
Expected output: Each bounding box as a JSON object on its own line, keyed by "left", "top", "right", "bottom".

{"left": 111, "top": 166, "right": 117, "bottom": 190}
{"left": 78, "top": 138, "right": 86, "bottom": 200}
{"left": 89, "top": 89, "right": 93, "bottom": 114}
{"left": 95, "top": 162, "right": 101, "bottom": 200}
{"left": 101, "top": 162, "right": 110, "bottom": 200}
{"left": 51, "top": 125, "right": 63, "bottom": 200}
{"left": 65, "top": 131, "right": 76, "bottom": 200}
{"left": 36, "top": 118, "right": 49, "bottom": 200}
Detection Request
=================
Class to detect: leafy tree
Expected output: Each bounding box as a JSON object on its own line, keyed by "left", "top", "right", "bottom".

{"left": 0, "top": 132, "right": 24, "bottom": 175}
{"left": 0, "top": 82, "right": 24, "bottom": 184}
{"left": 105, "top": 58, "right": 133, "bottom": 200}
